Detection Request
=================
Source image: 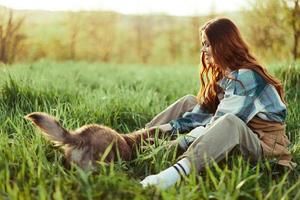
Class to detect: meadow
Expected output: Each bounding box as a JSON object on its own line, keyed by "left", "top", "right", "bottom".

{"left": 0, "top": 60, "right": 299, "bottom": 200}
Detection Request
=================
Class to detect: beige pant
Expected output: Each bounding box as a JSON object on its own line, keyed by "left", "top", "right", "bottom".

{"left": 182, "top": 113, "right": 262, "bottom": 171}
{"left": 145, "top": 94, "right": 198, "bottom": 128}
{"left": 146, "top": 95, "right": 262, "bottom": 172}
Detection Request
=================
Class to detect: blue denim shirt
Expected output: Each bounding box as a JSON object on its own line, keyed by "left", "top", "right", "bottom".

{"left": 170, "top": 69, "right": 287, "bottom": 134}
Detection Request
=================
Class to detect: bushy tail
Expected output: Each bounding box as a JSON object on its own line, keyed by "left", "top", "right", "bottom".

{"left": 25, "top": 112, "right": 73, "bottom": 145}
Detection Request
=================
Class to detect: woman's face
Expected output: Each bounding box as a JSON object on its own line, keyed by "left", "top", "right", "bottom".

{"left": 201, "top": 32, "right": 213, "bottom": 65}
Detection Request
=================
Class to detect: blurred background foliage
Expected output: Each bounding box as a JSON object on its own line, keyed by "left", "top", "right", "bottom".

{"left": 0, "top": 0, "right": 298, "bottom": 65}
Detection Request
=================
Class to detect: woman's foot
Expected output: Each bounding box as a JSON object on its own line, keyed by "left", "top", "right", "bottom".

{"left": 140, "top": 158, "right": 191, "bottom": 189}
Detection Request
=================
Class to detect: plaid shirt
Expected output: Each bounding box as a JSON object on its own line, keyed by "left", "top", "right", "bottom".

{"left": 170, "top": 69, "right": 287, "bottom": 134}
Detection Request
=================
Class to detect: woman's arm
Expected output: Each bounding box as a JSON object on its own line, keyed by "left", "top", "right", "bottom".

{"left": 150, "top": 123, "right": 173, "bottom": 132}
{"left": 169, "top": 105, "right": 213, "bottom": 134}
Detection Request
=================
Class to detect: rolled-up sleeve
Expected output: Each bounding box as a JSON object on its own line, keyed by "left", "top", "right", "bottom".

{"left": 170, "top": 104, "right": 213, "bottom": 134}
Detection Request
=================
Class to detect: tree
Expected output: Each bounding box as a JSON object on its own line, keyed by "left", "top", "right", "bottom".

{"left": 84, "top": 12, "right": 119, "bottom": 62}
{"left": 131, "top": 15, "right": 156, "bottom": 64}
{"left": 65, "top": 11, "right": 83, "bottom": 60}
{"left": 0, "top": 10, "right": 26, "bottom": 64}
{"left": 242, "top": 0, "right": 289, "bottom": 61}
{"left": 284, "top": 0, "right": 300, "bottom": 60}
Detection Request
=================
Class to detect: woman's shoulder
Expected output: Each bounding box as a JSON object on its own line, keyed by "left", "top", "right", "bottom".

{"left": 228, "top": 68, "right": 260, "bottom": 79}
{"left": 221, "top": 68, "right": 267, "bottom": 95}
{"left": 227, "top": 68, "right": 265, "bottom": 85}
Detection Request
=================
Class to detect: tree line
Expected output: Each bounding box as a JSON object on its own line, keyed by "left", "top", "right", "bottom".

{"left": 0, "top": 0, "right": 299, "bottom": 65}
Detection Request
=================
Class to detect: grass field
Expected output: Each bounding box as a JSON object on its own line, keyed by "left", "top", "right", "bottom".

{"left": 0, "top": 60, "right": 299, "bottom": 200}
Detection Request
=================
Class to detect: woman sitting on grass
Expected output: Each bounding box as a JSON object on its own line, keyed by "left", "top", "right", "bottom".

{"left": 140, "top": 17, "right": 296, "bottom": 189}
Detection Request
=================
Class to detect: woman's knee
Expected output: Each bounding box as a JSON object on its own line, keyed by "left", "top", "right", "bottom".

{"left": 182, "top": 94, "right": 197, "bottom": 104}
{"left": 214, "top": 113, "right": 247, "bottom": 130}
{"left": 183, "top": 94, "right": 196, "bottom": 101}
{"left": 220, "top": 113, "right": 242, "bottom": 124}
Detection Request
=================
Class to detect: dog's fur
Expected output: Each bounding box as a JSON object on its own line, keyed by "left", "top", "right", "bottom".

{"left": 25, "top": 112, "right": 164, "bottom": 169}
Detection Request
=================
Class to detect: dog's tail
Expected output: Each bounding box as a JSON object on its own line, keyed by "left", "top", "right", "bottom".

{"left": 25, "top": 112, "right": 74, "bottom": 146}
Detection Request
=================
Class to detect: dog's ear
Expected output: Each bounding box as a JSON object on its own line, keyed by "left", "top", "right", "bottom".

{"left": 25, "top": 112, "right": 70, "bottom": 144}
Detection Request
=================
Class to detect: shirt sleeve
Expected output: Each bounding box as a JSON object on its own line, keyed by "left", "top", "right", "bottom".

{"left": 169, "top": 104, "right": 213, "bottom": 134}
{"left": 208, "top": 69, "right": 266, "bottom": 125}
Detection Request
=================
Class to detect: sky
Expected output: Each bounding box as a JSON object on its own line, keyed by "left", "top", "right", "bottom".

{"left": 0, "top": 0, "right": 250, "bottom": 16}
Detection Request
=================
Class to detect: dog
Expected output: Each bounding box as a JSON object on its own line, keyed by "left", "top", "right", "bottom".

{"left": 25, "top": 112, "right": 165, "bottom": 169}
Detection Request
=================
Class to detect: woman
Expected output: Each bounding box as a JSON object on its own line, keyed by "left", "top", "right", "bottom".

{"left": 140, "top": 17, "right": 296, "bottom": 189}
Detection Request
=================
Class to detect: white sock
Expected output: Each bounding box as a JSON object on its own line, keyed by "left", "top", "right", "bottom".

{"left": 140, "top": 158, "right": 191, "bottom": 189}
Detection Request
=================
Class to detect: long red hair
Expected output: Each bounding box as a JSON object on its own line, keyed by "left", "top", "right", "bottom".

{"left": 198, "top": 18, "right": 286, "bottom": 113}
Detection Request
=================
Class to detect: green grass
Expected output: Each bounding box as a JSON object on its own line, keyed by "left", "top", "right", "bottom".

{"left": 0, "top": 60, "right": 299, "bottom": 200}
